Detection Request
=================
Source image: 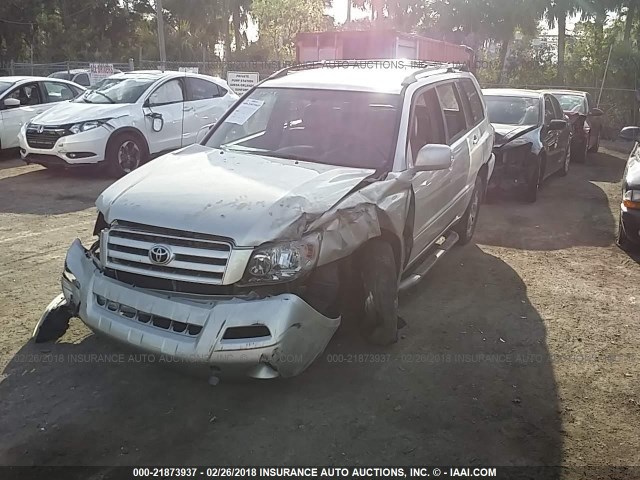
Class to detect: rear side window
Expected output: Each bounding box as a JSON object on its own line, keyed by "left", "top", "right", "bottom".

{"left": 186, "top": 78, "right": 223, "bottom": 101}
{"left": 549, "top": 95, "right": 564, "bottom": 119}
{"left": 74, "top": 73, "right": 90, "bottom": 87}
{"left": 459, "top": 79, "right": 484, "bottom": 125}
{"left": 435, "top": 83, "right": 467, "bottom": 143}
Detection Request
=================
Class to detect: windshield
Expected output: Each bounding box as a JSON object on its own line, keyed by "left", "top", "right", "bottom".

{"left": 205, "top": 87, "right": 400, "bottom": 170}
{"left": 74, "top": 77, "right": 155, "bottom": 104}
{"left": 485, "top": 95, "right": 540, "bottom": 126}
{"left": 0, "top": 81, "right": 14, "bottom": 96}
{"left": 552, "top": 94, "right": 587, "bottom": 114}
{"left": 49, "top": 72, "right": 72, "bottom": 80}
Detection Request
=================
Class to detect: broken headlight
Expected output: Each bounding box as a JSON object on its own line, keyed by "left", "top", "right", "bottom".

{"left": 242, "top": 232, "right": 321, "bottom": 284}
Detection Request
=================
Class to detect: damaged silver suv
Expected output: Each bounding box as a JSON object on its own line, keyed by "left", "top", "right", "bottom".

{"left": 37, "top": 61, "right": 494, "bottom": 380}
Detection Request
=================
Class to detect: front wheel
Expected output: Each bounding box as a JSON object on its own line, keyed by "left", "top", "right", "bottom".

{"left": 358, "top": 239, "right": 399, "bottom": 346}
{"left": 106, "top": 133, "right": 147, "bottom": 177}
{"left": 523, "top": 158, "right": 541, "bottom": 203}
{"left": 589, "top": 132, "right": 600, "bottom": 153}
{"left": 616, "top": 214, "right": 636, "bottom": 251}
{"left": 454, "top": 175, "right": 483, "bottom": 245}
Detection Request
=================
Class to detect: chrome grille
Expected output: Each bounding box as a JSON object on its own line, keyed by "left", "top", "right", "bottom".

{"left": 102, "top": 224, "right": 232, "bottom": 285}
{"left": 26, "top": 125, "right": 70, "bottom": 149}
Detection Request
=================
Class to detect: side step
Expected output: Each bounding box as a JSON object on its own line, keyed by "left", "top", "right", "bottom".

{"left": 399, "top": 231, "right": 460, "bottom": 292}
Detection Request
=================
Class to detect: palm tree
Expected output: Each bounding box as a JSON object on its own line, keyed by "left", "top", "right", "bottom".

{"left": 543, "top": 0, "right": 580, "bottom": 83}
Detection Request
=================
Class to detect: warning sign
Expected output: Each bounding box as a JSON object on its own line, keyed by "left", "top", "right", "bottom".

{"left": 89, "top": 63, "right": 114, "bottom": 85}
{"left": 227, "top": 71, "right": 259, "bottom": 96}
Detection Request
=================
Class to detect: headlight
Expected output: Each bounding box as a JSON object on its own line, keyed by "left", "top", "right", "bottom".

{"left": 242, "top": 232, "right": 321, "bottom": 284}
{"left": 623, "top": 189, "right": 640, "bottom": 209}
{"left": 69, "top": 119, "right": 110, "bottom": 134}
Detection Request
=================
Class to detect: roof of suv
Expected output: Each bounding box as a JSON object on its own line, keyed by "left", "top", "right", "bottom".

{"left": 262, "top": 62, "right": 466, "bottom": 94}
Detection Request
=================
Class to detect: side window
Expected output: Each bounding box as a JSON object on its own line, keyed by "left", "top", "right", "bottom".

{"left": 43, "top": 81, "right": 77, "bottom": 103}
{"left": 148, "top": 79, "right": 184, "bottom": 106}
{"left": 408, "top": 88, "right": 447, "bottom": 163}
{"left": 435, "top": 82, "right": 467, "bottom": 143}
{"left": 550, "top": 96, "right": 564, "bottom": 119}
{"left": 459, "top": 79, "right": 484, "bottom": 126}
{"left": 186, "top": 78, "right": 222, "bottom": 101}
{"left": 544, "top": 96, "right": 555, "bottom": 124}
{"left": 75, "top": 73, "right": 90, "bottom": 87}
{"left": 585, "top": 93, "right": 594, "bottom": 112}
{"left": 7, "top": 83, "right": 42, "bottom": 106}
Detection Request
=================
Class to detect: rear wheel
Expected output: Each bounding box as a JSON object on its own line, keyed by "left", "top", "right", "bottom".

{"left": 106, "top": 132, "right": 147, "bottom": 177}
{"left": 572, "top": 139, "right": 588, "bottom": 164}
{"left": 358, "top": 239, "right": 399, "bottom": 346}
{"left": 589, "top": 131, "right": 600, "bottom": 153}
{"left": 454, "top": 175, "right": 483, "bottom": 245}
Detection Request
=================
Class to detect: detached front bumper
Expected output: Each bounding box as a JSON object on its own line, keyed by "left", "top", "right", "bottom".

{"left": 61, "top": 240, "right": 341, "bottom": 379}
{"left": 19, "top": 127, "right": 108, "bottom": 167}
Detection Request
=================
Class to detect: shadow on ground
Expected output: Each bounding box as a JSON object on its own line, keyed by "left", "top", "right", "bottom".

{"left": 477, "top": 151, "right": 624, "bottom": 250}
{"left": 0, "top": 245, "right": 562, "bottom": 471}
{"left": 0, "top": 162, "right": 112, "bottom": 215}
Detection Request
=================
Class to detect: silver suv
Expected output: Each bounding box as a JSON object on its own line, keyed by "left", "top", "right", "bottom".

{"left": 37, "top": 61, "right": 495, "bottom": 380}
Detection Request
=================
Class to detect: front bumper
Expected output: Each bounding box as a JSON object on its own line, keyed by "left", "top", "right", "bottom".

{"left": 487, "top": 146, "right": 534, "bottom": 193}
{"left": 19, "top": 127, "right": 108, "bottom": 166}
{"left": 60, "top": 240, "right": 340, "bottom": 379}
{"left": 620, "top": 204, "right": 640, "bottom": 246}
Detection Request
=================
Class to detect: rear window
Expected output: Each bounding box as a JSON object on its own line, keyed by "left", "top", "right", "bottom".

{"left": 186, "top": 78, "right": 222, "bottom": 101}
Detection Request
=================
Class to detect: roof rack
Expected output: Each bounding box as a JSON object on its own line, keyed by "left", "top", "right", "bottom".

{"left": 264, "top": 59, "right": 468, "bottom": 84}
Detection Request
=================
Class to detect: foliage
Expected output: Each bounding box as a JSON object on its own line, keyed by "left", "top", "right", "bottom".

{"left": 251, "top": 0, "right": 325, "bottom": 60}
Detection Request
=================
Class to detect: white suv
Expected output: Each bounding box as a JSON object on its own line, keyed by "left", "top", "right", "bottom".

{"left": 37, "top": 61, "right": 494, "bottom": 380}
{"left": 19, "top": 70, "right": 238, "bottom": 176}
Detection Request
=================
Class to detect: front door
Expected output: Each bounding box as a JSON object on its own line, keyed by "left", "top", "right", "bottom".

{"left": 142, "top": 78, "right": 185, "bottom": 154}
{"left": 408, "top": 86, "right": 455, "bottom": 263}
{"left": 1, "top": 82, "right": 49, "bottom": 149}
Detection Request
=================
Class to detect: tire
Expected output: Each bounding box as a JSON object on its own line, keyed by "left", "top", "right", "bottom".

{"left": 616, "top": 214, "right": 636, "bottom": 251}
{"left": 106, "top": 132, "right": 147, "bottom": 177}
{"left": 572, "top": 139, "right": 588, "bottom": 164}
{"left": 358, "top": 238, "right": 399, "bottom": 346}
{"left": 589, "top": 132, "right": 600, "bottom": 153}
{"left": 522, "top": 157, "right": 541, "bottom": 203}
{"left": 559, "top": 143, "right": 571, "bottom": 177}
{"left": 454, "top": 175, "right": 483, "bottom": 245}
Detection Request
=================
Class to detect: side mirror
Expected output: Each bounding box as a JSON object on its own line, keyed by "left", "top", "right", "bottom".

{"left": 196, "top": 123, "right": 215, "bottom": 144}
{"left": 548, "top": 119, "right": 567, "bottom": 131}
{"left": 145, "top": 112, "right": 164, "bottom": 132}
{"left": 414, "top": 144, "right": 453, "bottom": 172}
{"left": 590, "top": 108, "right": 604, "bottom": 117}
{"left": 619, "top": 126, "right": 640, "bottom": 142}
{"left": 3, "top": 98, "right": 20, "bottom": 108}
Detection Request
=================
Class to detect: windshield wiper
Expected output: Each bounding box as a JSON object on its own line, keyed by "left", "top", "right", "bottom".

{"left": 91, "top": 91, "right": 115, "bottom": 104}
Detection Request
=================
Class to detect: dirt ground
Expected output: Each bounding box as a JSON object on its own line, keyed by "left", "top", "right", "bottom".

{"left": 0, "top": 146, "right": 638, "bottom": 473}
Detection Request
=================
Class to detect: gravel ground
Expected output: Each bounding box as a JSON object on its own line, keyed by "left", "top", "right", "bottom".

{"left": 0, "top": 147, "right": 638, "bottom": 474}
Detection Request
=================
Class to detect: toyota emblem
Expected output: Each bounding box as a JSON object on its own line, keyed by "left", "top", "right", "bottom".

{"left": 148, "top": 245, "right": 173, "bottom": 265}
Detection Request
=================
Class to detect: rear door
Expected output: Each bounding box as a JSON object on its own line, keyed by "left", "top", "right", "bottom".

{"left": 183, "top": 77, "right": 230, "bottom": 145}
{"left": 458, "top": 77, "right": 491, "bottom": 187}
{"left": 0, "top": 82, "right": 49, "bottom": 149}
{"left": 435, "top": 82, "right": 472, "bottom": 216}
{"left": 408, "top": 86, "right": 454, "bottom": 262}
{"left": 550, "top": 94, "right": 571, "bottom": 167}
{"left": 142, "top": 78, "right": 185, "bottom": 154}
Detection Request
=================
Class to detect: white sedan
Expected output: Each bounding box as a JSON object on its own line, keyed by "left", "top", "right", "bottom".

{"left": 19, "top": 70, "right": 239, "bottom": 176}
{"left": 0, "top": 76, "right": 85, "bottom": 151}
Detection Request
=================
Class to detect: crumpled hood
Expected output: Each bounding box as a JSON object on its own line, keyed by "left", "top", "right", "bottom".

{"left": 96, "top": 144, "right": 376, "bottom": 246}
{"left": 493, "top": 123, "right": 537, "bottom": 148}
{"left": 32, "top": 102, "right": 132, "bottom": 125}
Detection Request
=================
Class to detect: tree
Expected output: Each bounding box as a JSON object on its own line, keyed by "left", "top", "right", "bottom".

{"left": 542, "top": 0, "right": 580, "bottom": 83}
{"left": 252, "top": 0, "right": 325, "bottom": 60}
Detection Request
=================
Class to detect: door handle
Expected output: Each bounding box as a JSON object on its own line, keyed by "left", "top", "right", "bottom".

{"left": 183, "top": 106, "right": 195, "bottom": 112}
{"left": 472, "top": 134, "right": 479, "bottom": 145}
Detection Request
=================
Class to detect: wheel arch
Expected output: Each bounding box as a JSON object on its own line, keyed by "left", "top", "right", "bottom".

{"left": 106, "top": 127, "right": 150, "bottom": 159}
